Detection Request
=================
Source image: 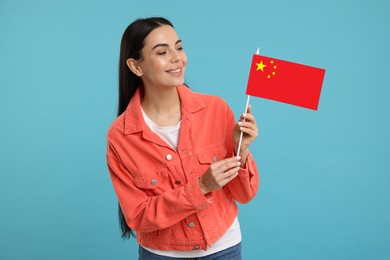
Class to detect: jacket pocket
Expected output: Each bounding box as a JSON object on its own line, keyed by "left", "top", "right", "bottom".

{"left": 197, "top": 145, "right": 228, "bottom": 164}
{"left": 133, "top": 169, "right": 170, "bottom": 195}
{"left": 196, "top": 145, "right": 228, "bottom": 175}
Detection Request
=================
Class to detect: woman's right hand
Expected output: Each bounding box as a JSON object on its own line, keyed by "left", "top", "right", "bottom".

{"left": 198, "top": 156, "right": 241, "bottom": 194}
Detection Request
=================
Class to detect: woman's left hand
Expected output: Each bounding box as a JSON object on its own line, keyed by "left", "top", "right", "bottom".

{"left": 233, "top": 105, "right": 258, "bottom": 164}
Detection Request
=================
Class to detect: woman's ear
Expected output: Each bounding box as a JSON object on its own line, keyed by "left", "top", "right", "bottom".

{"left": 126, "top": 58, "right": 143, "bottom": 77}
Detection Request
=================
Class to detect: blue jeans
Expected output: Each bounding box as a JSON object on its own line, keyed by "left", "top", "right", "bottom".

{"left": 138, "top": 243, "right": 241, "bottom": 260}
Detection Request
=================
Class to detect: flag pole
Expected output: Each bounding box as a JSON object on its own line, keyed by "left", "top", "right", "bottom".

{"left": 237, "top": 47, "right": 260, "bottom": 157}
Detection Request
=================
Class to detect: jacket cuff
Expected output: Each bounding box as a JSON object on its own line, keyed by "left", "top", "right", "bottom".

{"left": 238, "top": 152, "right": 255, "bottom": 176}
{"left": 185, "top": 177, "right": 213, "bottom": 210}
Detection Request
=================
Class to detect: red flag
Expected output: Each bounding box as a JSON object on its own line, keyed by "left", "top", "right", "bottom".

{"left": 246, "top": 54, "right": 325, "bottom": 110}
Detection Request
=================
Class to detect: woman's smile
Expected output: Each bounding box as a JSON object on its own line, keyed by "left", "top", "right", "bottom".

{"left": 167, "top": 68, "right": 183, "bottom": 75}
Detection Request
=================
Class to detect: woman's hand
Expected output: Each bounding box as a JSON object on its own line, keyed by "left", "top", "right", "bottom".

{"left": 198, "top": 156, "right": 241, "bottom": 194}
{"left": 233, "top": 105, "right": 258, "bottom": 164}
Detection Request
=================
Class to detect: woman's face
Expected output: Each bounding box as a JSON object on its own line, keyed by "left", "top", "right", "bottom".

{"left": 137, "top": 25, "right": 187, "bottom": 90}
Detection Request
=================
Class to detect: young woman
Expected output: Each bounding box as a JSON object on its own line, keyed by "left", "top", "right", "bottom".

{"left": 106, "top": 17, "right": 259, "bottom": 259}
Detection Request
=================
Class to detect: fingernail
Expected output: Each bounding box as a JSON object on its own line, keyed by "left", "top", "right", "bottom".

{"left": 236, "top": 156, "right": 241, "bottom": 160}
{"left": 238, "top": 122, "right": 243, "bottom": 126}
{"left": 242, "top": 113, "right": 247, "bottom": 117}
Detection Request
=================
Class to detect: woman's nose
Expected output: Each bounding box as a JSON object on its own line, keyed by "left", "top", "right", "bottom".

{"left": 170, "top": 50, "right": 181, "bottom": 63}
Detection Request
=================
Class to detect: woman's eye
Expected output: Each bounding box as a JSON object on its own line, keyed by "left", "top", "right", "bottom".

{"left": 178, "top": 46, "right": 183, "bottom": 51}
{"left": 157, "top": 51, "right": 166, "bottom": 55}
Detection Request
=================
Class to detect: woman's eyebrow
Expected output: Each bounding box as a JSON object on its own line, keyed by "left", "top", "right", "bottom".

{"left": 152, "top": 40, "right": 182, "bottom": 50}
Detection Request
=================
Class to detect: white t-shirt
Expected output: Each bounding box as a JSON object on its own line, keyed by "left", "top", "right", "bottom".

{"left": 141, "top": 107, "right": 181, "bottom": 150}
{"left": 141, "top": 108, "right": 242, "bottom": 257}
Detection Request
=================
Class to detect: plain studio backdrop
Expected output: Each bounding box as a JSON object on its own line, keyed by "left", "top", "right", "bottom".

{"left": 1, "top": 0, "right": 389, "bottom": 259}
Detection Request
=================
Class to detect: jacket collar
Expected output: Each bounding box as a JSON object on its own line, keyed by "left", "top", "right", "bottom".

{"left": 124, "top": 85, "right": 206, "bottom": 135}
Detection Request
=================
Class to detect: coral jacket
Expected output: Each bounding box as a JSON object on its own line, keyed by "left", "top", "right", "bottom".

{"left": 106, "top": 85, "right": 259, "bottom": 251}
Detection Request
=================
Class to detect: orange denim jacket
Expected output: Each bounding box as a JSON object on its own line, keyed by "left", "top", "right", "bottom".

{"left": 106, "top": 85, "right": 259, "bottom": 251}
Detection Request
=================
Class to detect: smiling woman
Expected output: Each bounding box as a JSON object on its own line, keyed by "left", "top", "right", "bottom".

{"left": 126, "top": 25, "right": 187, "bottom": 94}
{"left": 106, "top": 17, "right": 260, "bottom": 259}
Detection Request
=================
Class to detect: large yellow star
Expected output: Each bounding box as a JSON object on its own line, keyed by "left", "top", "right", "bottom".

{"left": 256, "top": 61, "right": 266, "bottom": 72}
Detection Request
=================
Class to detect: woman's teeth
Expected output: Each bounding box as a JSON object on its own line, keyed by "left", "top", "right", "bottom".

{"left": 168, "top": 69, "right": 181, "bottom": 74}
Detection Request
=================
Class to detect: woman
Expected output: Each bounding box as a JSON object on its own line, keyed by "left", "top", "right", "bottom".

{"left": 106, "top": 17, "right": 259, "bottom": 259}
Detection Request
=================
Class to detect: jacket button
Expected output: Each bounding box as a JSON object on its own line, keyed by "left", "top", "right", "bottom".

{"left": 188, "top": 221, "right": 195, "bottom": 228}
{"left": 213, "top": 155, "right": 219, "bottom": 162}
{"left": 175, "top": 179, "right": 181, "bottom": 184}
{"left": 150, "top": 179, "right": 157, "bottom": 185}
{"left": 193, "top": 245, "right": 199, "bottom": 250}
{"left": 166, "top": 154, "right": 173, "bottom": 161}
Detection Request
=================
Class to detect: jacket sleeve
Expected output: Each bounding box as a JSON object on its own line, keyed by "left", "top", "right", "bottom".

{"left": 222, "top": 104, "right": 260, "bottom": 204}
{"left": 106, "top": 142, "right": 212, "bottom": 233}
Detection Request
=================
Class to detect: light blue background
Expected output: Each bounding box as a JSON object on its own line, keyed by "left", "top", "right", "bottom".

{"left": 1, "top": 0, "right": 389, "bottom": 259}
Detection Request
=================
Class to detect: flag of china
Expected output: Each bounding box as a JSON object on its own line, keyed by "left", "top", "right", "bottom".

{"left": 246, "top": 54, "right": 326, "bottom": 110}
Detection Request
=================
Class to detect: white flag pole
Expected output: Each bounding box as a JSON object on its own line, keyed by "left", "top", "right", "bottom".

{"left": 236, "top": 47, "right": 260, "bottom": 157}
{"left": 236, "top": 95, "right": 250, "bottom": 157}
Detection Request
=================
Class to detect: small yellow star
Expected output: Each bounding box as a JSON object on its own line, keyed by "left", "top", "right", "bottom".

{"left": 256, "top": 61, "right": 266, "bottom": 72}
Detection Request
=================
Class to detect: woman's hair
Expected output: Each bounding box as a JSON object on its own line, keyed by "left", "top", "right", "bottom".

{"left": 118, "top": 17, "right": 174, "bottom": 116}
{"left": 117, "top": 17, "right": 173, "bottom": 239}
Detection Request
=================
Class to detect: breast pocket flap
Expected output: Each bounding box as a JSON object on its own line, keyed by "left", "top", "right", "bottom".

{"left": 133, "top": 172, "right": 160, "bottom": 190}
{"left": 197, "top": 146, "right": 227, "bottom": 164}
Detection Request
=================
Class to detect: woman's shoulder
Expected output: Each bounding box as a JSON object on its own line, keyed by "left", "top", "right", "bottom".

{"left": 197, "top": 91, "right": 227, "bottom": 104}
{"left": 181, "top": 85, "right": 229, "bottom": 109}
{"left": 106, "top": 113, "right": 126, "bottom": 141}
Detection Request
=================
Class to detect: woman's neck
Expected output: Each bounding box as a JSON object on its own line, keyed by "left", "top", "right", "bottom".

{"left": 141, "top": 86, "right": 181, "bottom": 127}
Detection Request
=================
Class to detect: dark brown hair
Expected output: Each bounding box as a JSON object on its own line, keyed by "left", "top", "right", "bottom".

{"left": 117, "top": 17, "right": 173, "bottom": 239}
